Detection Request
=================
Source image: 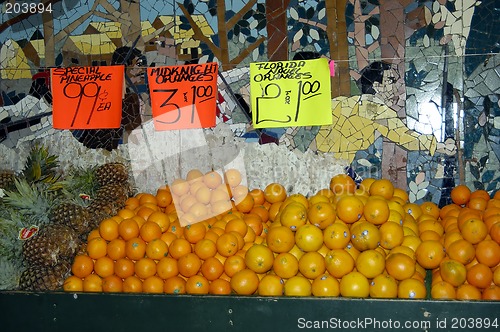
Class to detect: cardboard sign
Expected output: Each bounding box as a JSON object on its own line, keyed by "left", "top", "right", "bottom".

{"left": 250, "top": 58, "right": 332, "bottom": 128}
{"left": 51, "top": 65, "right": 124, "bottom": 129}
{"left": 148, "top": 63, "right": 218, "bottom": 130}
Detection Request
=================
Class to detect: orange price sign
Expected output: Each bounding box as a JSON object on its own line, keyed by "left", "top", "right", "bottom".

{"left": 148, "top": 62, "right": 218, "bottom": 130}
{"left": 51, "top": 65, "right": 124, "bottom": 129}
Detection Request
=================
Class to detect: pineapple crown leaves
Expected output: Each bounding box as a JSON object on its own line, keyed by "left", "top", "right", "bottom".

{"left": 0, "top": 211, "right": 25, "bottom": 264}
{"left": 60, "top": 165, "right": 99, "bottom": 202}
{"left": 21, "top": 143, "right": 61, "bottom": 185}
{"left": 0, "top": 257, "right": 22, "bottom": 290}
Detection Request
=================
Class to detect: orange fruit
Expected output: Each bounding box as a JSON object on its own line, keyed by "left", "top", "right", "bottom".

{"left": 71, "top": 255, "right": 94, "bottom": 278}
{"left": 456, "top": 283, "right": 482, "bottom": 300}
{"left": 311, "top": 274, "right": 340, "bottom": 297}
{"left": 369, "top": 179, "right": 394, "bottom": 199}
{"left": 106, "top": 238, "right": 126, "bottom": 260}
{"left": 63, "top": 275, "right": 83, "bottom": 292}
{"left": 216, "top": 232, "right": 239, "bottom": 257}
{"left": 235, "top": 194, "right": 255, "bottom": 213}
{"left": 298, "top": 251, "right": 326, "bottom": 280}
{"left": 145, "top": 238, "right": 169, "bottom": 260}
{"left": 125, "top": 197, "right": 140, "bottom": 211}
{"left": 134, "top": 257, "right": 157, "bottom": 279}
{"left": 249, "top": 188, "right": 265, "bottom": 206}
{"left": 194, "top": 238, "right": 217, "bottom": 260}
{"left": 420, "top": 201, "right": 440, "bottom": 219}
{"left": 369, "top": 274, "right": 398, "bottom": 299}
{"left": 200, "top": 256, "right": 224, "bottom": 281}
{"left": 323, "top": 222, "right": 350, "bottom": 250}
{"left": 230, "top": 269, "right": 259, "bottom": 295}
{"left": 475, "top": 240, "right": 500, "bottom": 267}
{"left": 280, "top": 202, "right": 308, "bottom": 230}
{"left": 467, "top": 263, "right": 493, "bottom": 289}
{"left": 264, "top": 183, "right": 287, "bottom": 204}
{"left": 114, "top": 258, "right": 135, "bottom": 279}
{"left": 258, "top": 274, "right": 284, "bottom": 296}
{"left": 308, "top": 202, "right": 336, "bottom": 229}
{"left": 125, "top": 237, "right": 147, "bottom": 260}
{"left": 324, "top": 249, "right": 355, "bottom": 279}
{"left": 385, "top": 253, "right": 416, "bottom": 281}
{"left": 245, "top": 244, "right": 274, "bottom": 274}
{"left": 273, "top": 252, "right": 299, "bottom": 279}
{"left": 329, "top": 174, "right": 356, "bottom": 195}
{"left": 139, "top": 221, "right": 162, "bottom": 243}
{"left": 447, "top": 239, "right": 475, "bottom": 265}
{"left": 225, "top": 218, "right": 248, "bottom": 237}
{"left": 363, "top": 197, "right": 390, "bottom": 225}
{"left": 156, "top": 256, "right": 178, "bottom": 280}
{"left": 94, "top": 256, "right": 114, "bottom": 278}
{"left": 379, "top": 220, "right": 404, "bottom": 250}
{"left": 183, "top": 222, "right": 206, "bottom": 244}
{"left": 336, "top": 195, "right": 364, "bottom": 224}
{"left": 398, "top": 278, "right": 426, "bottom": 299}
{"left": 168, "top": 237, "right": 192, "bottom": 259}
{"left": 294, "top": 224, "right": 323, "bottom": 252}
{"left": 451, "top": 185, "right": 471, "bottom": 206}
{"left": 82, "top": 274, "right": 102, "bottom": 292}
{"left": 147, "top": 211, "right": 171, "bottom": 233}
{"left": 339, "top": 271, "right": 370, "bottom": 297}
{"left": 482, "top": 285, "right": 500, "bottom": 300}
{"left": 142, "top": 275, "right": 164, "bottom": 294}
{"left": 209, "top": 278, "right": 232, "bottom": 295}
{"left": 461, "top": 218, "right": 488, "bottom": 244}
{"left": 355, "top": 249, "right": 385, "bottom": 279}
{"left": 284, "top": 275, "right": 312, "bottom": 296}
{"left": 243, "top": 214, "right": 263, "bottom": 237}
{"left": 123, "top": 275, "right": 143, "bottom": 293}
{"left": 118, "top": 218, "right": 140, "bottom": 241}
{"left": 440, "top": 259, "right": 467, "bottom": 287}
{"left": 350, "top": 221, "right": 380, "bottom": 251}
{"left": 431, "top": 281, "right": 456, "bottom": 299}
{"left": 156, "top": 189, "right": 172, "bottom": 208}
{"left": 418, "top": 219, "right": 444, "bottom": 237}
{"left": 415, "top": 240, "right": 446, "bottom": 269}
{"left": 86, "top": 229, "right": 101, "bottom": 242}
{"left": 224, "top": 254, "right": 246, "bottom": 277}
{"left": 494, "top": 267, "right": 500, "bottom": 286}
{"left": 163, "top": 275, "right": 186, "bottom": 294}
{"left": 468, "top": 197, "right": 488, "bottom": 211}
{"left": 99, "top": 218, "right": 119, "bottom": 241}
{"left": 102, "top": 275, "right": 123, "bottom": 293}
{"left": 177, "top": 252, "right": 202, "bottom": 277}
{"left": 203, "top": 171, "right": 223, "bottom": 189}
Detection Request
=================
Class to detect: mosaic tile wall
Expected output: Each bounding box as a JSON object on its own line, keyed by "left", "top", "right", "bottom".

{"left": 0, "top": 0, "right": 499, "bottom": 205}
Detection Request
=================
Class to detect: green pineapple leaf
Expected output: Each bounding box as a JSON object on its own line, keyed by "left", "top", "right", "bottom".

{"left": 0, "top": 257, "right": 22, "bottom": 290}
{"left": 21, "top": 143, "right": 61, "bottom": 185}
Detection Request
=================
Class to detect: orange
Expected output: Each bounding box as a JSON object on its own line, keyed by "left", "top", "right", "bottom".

{"left": 139, "top": 221, "right": 162, "bottom": 243}
{"left": 323, "top": 222, "right": 350, "bottom": 250}
{"left": 369, "top": 179, "right": 394, "bottom": 199}
{"left": 142, "top": 275, "right": 164, "bottom": 294}
{"left": 272, "top": 252, "right": 299, "bottom": 279}
{"left": 286, "top": 193, "right": 309, "bottom": 209}
{"left": 186, "top": 169, "right": 204, "bottom": 182}
{"left": 145, "top": 238, "right": 169, "bottom": 260}
{"left": 336, "top": 195, "right": 364, "bottom": 224}
{"left": 135, "top": 206, "right": 156, "bottom": 220}
{"left": 225, "top": 218, "right": 248, "bottom": 237}
{"left": 447, "top": 239, "right": 475, "bottom": 265}
{"left": 311, "top": 274, "right": 340, "bottom": 297}
{"left": 350, "top": 221, "right": 380, "bottom": 251}
{"left": 339, "top": 271, "right": 370, "bottom": 297}
{"left": 344, "top": 243, "right": 361, "bottom": 261}
{"left": 264, "top": 183, "right": 287, "bottom": 204}
{"left": 280, "top": 202, "right": 308, "bottom": 230}
{"left": 249, "top": 206, "right": 269, "bottom": 224}
{"left": 451, "top": 185, "right": 471, "bottom": 206}
{"left": 390, "top": 245, "right": 416, "bottom": 260}
{"left": 284, "top": 275, "right": 312, "bottom": 296}
{"left": 475, "top": 240, "right": 500, "bottom": 267}
{"left": 401, "top": 235, "right": 421, "bottom": 252}
{"left": 295, "top": 224, "right": 323, "bottom": 252}
{"left": 185, "top": 275, "right": 210, "bottom": 294}
{"left": 329, "top": 174, "right": 356, "bottom": 195}
{"left": 491, "top": 222, "right": 500, "bottom": 244}
{"left": 177, "top": 252, "right": 202, "bottom": 277}
{"left": 123, "top": 275, "right": 143, "bottom": 293}
{"left": 156, "top": 189, "right": 172, "bottom": 208}
{"left": 71, "top": 255, "right": 94, "bottom": 278}
{"left": 139, "top": 193, "right": 157, "bottom": 206}
{"left": 147, "top": 211, "right": 170, "bottom": 233}
{"left": 415, "top": 240, "right": 446, "bottom": 269}
{"left": 369, "top": 274, "right": 398, "bottom": 299}
{"left": 398, "top": 278, "right": 426, "bottom": 299}
{"left": 404, "top": 203, "right": 423, "bottom": 221}
{"left": 94, "top": 256, "right": 114, "bottom": 278}
{"left": 419, "top": 230, "right": 441, "bottom": 241}
{"left": 209, "top": 278, "right": 232, "bottom": 295}
{"left": 468, "top": 197, "right": 488, "bottom": 211}
{"left": 363, "top": 197, "right": 390, "bottom": 225}
{"left": 298, "top": 252, "right": 326, "bottom": 280}
{"left": 134, "top": 257, "right": 157, "bottom": 279}
{"left": 249, "top": 188, "right": 266, "bottom": 206}
{"left": 216, "top": 232, "right": 239, "bottom": 257}
{"left": 82, "top": 274, "right": 102, "bottom": 292}
{"left": 106, "top": 238, "right": 126, "bottom": 260}
{"left": 102, "top": 275, "right": 123, "bottom": 293}
{"left": 125, "top": 237, "right": 147, "bottom": 261}
{"left": 201, "top": 256, "right": 224, "bottom": 281}
{"left": 482, "top": 285, "right": 500, "bottom": 300}
{"left": 418, "top": 219, "right": 444, "bottom": 237}
{"left": 168, "top": 238, "right": 192, "bottom": 259}
{"left": 125, "top": 197, "right": 140, "bottom": 211}
{"left": 494, "top": 267, "right": 500, "bottom": 286}
{"left": 308, "top": 202, "right": 336, "bottom": 229}
{"left": 224, "top": 254, "right": 246, "bottom": 277}
{"left": 235, "top": 194, "right": 255, "bottom": 213}
{"left": 156, "top": 257, "right": 178, "bottom": 280}
{"left": 385, "top": 253, "right": 416, "bottom": 281}
{"left": 63, "top": 275, "right": 83, "bottom": 292}
{"left": 431, "top": 281, "right": 456, "bottom": 299}
{"left": 308, "top": 194, "right": 330, "bottom": 205}
{"left": 355, "top": 249, "right": 385, "bottom": 279}
{"left": 118, "top": 218, "right": 140, "bottom": 241}
{"left": 87, "top": 229, "right": 101, "bottom": 242}
{"left": 379, "top": 220, "right": 404, "bottom": 250}
{"left": 114, "top": 258, "right": 135, "bottom": 279}
{"left": 456, "top": 284, "right": 482, "bottom": 300}
{"left": 171, "top": 179, "right": 190, "bottom": 197}
{"left": 117, "top": 208, "right": 135, "bottom": 220}
{"left": 243, "top": 214, "right": 263, "bottom": 236}
{"left": 420, "top": 201, "right": 440, "bottom": 219}
{"left": 461, "top": 218, "right": 488, "bottom": 244}
{"left": 392, "top": 187, "right": 409, "bottom": 203}
{"left": 440, "top": 259, "right": 467, "bottom": 287}
{"left": 99, "top": 218, "right": 119, "bottom": 241}
{"left": 231, "top": 185, "right": 250, "bottom": 201}
{"left": 194, "top": 238, "right": 217, "bottom": 260}
{"left": 183, "top": 222, "right": 206, "bottom": 244}
{"left": 245, "top": 244, "right": 274, "bottom": 274}
{"left": 471, "top": 189, "right": 491, "bottom": 201}
{"left": 163, "top": 275, "right": 186, "bottom": 294}
{"left": 324, "top": 249, "right": 355, "bottom": 279}
{"left": 467, "top": 263, "right": 493, "bottom": 289}
{"left": 230, "top": 269, "right": 259, "bottom": 295}
{"left": 258, "top": 274, "right": 284, "bottom": 296}
{"left": 203, "top": 171, "right": 223, "bottom": 189}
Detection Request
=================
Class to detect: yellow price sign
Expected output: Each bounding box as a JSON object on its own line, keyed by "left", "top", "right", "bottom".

{"left": 249, "top": 58, "right": 332, "bottom": 128}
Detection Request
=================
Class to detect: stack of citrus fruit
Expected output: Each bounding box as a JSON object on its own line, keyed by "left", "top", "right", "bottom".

{"left": 63, "top": 171, "right": 499, "bottom": 300}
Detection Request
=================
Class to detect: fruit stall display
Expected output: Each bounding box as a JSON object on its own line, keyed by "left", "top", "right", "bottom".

{"left": 0, "top": 145, "right": 499, "bottom": 331}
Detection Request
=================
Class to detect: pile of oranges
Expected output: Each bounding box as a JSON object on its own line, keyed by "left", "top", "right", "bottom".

{"left": 63, "top": 170, "right": 500, "bottom": 300}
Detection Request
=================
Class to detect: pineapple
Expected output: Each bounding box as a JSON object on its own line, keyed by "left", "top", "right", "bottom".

{"left": 95, "top": 182, "right": 132, "bottom": 205}
{"left": 87, "top": 199, "right": 123, "bottom": 229}
{"left": 21, "top": 143, "right": 61, "bottom": 185}
{"left": 51, "top": 202, "right": 91, "bottom": 236}
{"left": 18, "top": 261, "right": 71, "bottom": 291}
{"left": 94, "top": 162, "right": 129, "bottom": 186}
{"left": 0, "top": 258, "right": 22, "bottom": 290}
{"left": 22, "top": 224, "right": 80, "bottom": 268}
{"left": 0, "top": 170, "right": 15, "bottom": 191}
